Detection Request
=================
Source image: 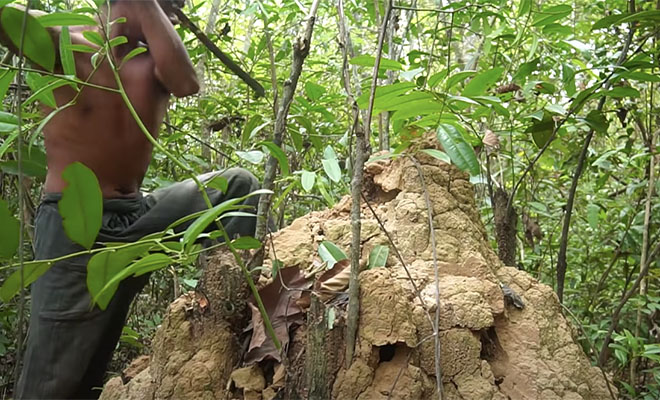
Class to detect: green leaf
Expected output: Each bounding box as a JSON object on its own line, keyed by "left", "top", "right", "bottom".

{"left": 271, "top": 259, "right": 283, "bottom": 278}
{"left": 0, "top": 111, "right": 18, "bottom": 133}
{"left": 435, "top": 124, "right": 479, "bottom": 176}
{"left": 349, "top": 55, "right": 403, "bottom": 71}
{"left": 37, "top": 12, "right": 97, "bottom": 27}
{"left": 525, "top": 111, "right": 554, "bottom": 148}
{"left": 518, "top": 0, "right": 531, "bottom": 16}
{"left": 128, "top": 253, "right": 172, "bottom": 277}
{"left": 587, "top": 204, "right": 600, "bottom": 230}
{"left": 322, "top": 159, "right": 341, "bottom": 183}
{"left": 260, "top": 141, "right": 290, "bottom": 177}
{"left": 0, "top": 69, "right": 17, "bottom": 101}
{"left": 420, "top": 149, "right": 451, "bottom": 164}
{"left": 446, "top": 70, "right": 476, "bottom": 90}
{"left": 583, "top": 110, "right": 609, "bottom": 134}
{"left": 69, "top": 43, "right": 97, "bottom": 53}
{"left": 0, "top": 145, "right": 47, "bottom": 178}
{"left": 0, "top": 7, "right": 55, "bottom": 71}
{"left": 58, "top": 162, "right": 103, "bottom": 249}
{"left": 368, "top": 245, "right": 389, "bottom": 269}
{"left": 532, "top": 5, "right": 572, "bottom": 27}
{"left": 391, "top": 98, "right": 443, "bottom": 121}
{"left": 592, "top": 13, "right": 630, "bottom": 30}
{"left": 623, "top": 71, "right": 660, "bottom": 82}
{"left": 462, "top": 67, "right": 504, "bottom": 97}
{"left": 108, "top": 35, "right": 127, "bottom": 48}
{"left": 120, "top": 46, "right": 146, "bottom": 67}
{"left": 0, "top": 199, "right": 19, "bottom": 258}
{"left": 236, "top": 150, "right": 264, "bottom": 164}
{"left": 304, "top": 81, "right": 324, "bottom": 101}
{"left": 602, "top": 87, "right": 640, "bottom": 98}
{"left": 82, "top": 30, "right": 104, "bottom": 47}
{"left": 88, "top": 246, "right": 159, "bottom": 309}
{"left": 356, "top": 82, "right": 415, "bottom": 109}
{"left": 59, "top": 26, "right": 76, "bottom": 76}
{"left": 318, "top": 240, "right": 347, "bottom": 269}
{"left": 231, "top": 236, "right": 262, "bottom": 250}
{"left": 301, "top": 170, "right": 315, "bottom": 192}
{"left": 182, "top": 189, "right": 272, "bottom": 251}
{"left": 205, "top": 175, "right": 228, "bottom": 193}
{"left": 242, "top": 115, "right": 263, "bottom": 147}
{"left": 0, "top": 261, "right": 52, "bottom": 303}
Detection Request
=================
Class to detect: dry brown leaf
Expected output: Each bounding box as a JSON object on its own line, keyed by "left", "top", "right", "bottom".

{"left": 244, "top": 267, "right": 312, "bottom": 364}
{"left": 483, "top": 129, "right": 500, "bottom": 154}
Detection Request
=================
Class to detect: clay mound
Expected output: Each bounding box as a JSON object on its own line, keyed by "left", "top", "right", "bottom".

{"left": 100, "top": 154, "right": 614, "bottom": 400}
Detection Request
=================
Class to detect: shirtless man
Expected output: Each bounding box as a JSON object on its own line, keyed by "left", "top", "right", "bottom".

{"left": 0, "top": 1, "right": 260, "bottom": 398}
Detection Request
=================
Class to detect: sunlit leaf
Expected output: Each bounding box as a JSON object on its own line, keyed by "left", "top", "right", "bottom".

{"left": 58, "top": 162, "right": 102, "bottom": 249}
{"left": 236, "top": 150, "right": 265, "bottom": 164}
{"left": 0, "top": 7, "right": 55, "bottom": 71}
{"left": 368, "top": 245, "right": 389, "bottom": 269}
{"left": 318, "top": 240, "right": 347, "bottom": 269}
{"left": 462, "top": 67, "right": 504, "bottom": 97}
{"left": 0, "top": 261, "right": 52, "bottom": 303}
{"left": 350, "top": 55, "right": 403, "bottom": 71}
{"left": 231, "top": 236, "right": 262, "bottom": 250}
{"left": 37, "top": 12, "right": 97, "bottom": 27}
{"left": 301, "top": 170, "right": 315, "bottom": 192}
{"left": 59, "top": 26, "right": 76, "bottom": 76}
{"left": 420, "top": 149, "right": 451, "bottom": 164}
{"left": 435, "top": 124, "right": 479, "bottom": 175}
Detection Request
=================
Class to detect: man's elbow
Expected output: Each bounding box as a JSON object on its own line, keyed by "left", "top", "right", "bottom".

{"left": 171, "top": 76, "right": 200, "bottom": 98}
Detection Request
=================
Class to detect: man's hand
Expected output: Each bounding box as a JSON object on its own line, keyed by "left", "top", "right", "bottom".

{"left": 156, "top": 0, "right": 184, "bottom": 24}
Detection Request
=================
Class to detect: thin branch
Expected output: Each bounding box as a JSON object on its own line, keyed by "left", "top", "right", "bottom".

{"left": 556, "top": 5, "right": 635, "bottom": 303}
{"left": 12, "top": 0, "right": 31, "bottom": 390}
{"left": 253, "top": 0, "right": 322, "bottom": 263}
{"left": 345, "top": 0, "right": 393, "bottom": 367}
{"left": 410, "top": 156, "right": 443, "bottom": 400}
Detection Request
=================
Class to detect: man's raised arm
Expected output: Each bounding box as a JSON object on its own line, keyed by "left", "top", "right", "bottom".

{"left": 132, "top": 0, "right": 199, "bottom": 97}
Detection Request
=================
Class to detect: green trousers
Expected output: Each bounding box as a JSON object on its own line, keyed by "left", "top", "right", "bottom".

{"left": 15, "top": 168, "right": 260, "bottom": 399}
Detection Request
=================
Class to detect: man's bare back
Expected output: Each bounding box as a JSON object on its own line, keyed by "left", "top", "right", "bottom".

{"left": 41, "top": 0, "right": 198, "bottom": 197}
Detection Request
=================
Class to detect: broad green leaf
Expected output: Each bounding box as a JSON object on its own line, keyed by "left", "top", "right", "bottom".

{"left": 242, "top": 115, "right": 264, "bottom": 147}
{"left": 391, "top": 99, "right": 443, "bottom": 121}
{"left": 583, "top": 110, "right": 609, "bottom": 134}
{"left": 525, "top": 111, "right": 554, "bottom": 148}
{"left": 260, "top": 141, "right": 290, "bottom": 177}
{"left": 304, "top": 81, "right": 324, "bottom": 101}
{"left": 350, "top": 55, "right": 404, "bottom": 71}
{"left": 587, "top": 204, "right": 600, "bottom": 230}
{"left": 0, "top": 7, "right": 55, "bottom": 71}
{"left": 0, "top": 69, "right": 17, "bottom": 101}
{"left": 59, "top": 26, "right": 76, "bottom": 76}
{"left": 37, "top": 12, "right": 97, "bottom": 27}
{"left": 205, "top": 175, "right": 228, "bottom": 193}
{"left": 318, "top": 240, "right": 347, "bottom": 269}
{"left": 322, "top": 159, "right": 341, "bottom": 182}
{"left": 58, "top": 162, "right": 102, "bottom": 249}
{"left": 368, "top": 245, "right": 389, "bottom": 269}
{"left": 69, "top": 43, "right": 97, "bottom": 53}
{"left": 128, "top": 253, "right": 172, "bottom": 277}
{"left": 616, "top": 11, "right": 660, "bottom": 26}
{"left": 462, "top": 67, "right": 504, "bottom": 97}
{"left": 88, "top": 245, "right": 158, "bottom": 309}
{"left": 602, "top": 87, "right": 640, "bottom": 98}
{"left": 420, "top": 149, "right": 451, "bottom": 164}
{"left": 236, "top": 150, "right": 265, "bottom": 164}
{"left": 356, "top": 82, "right": 415, "bottom": 109}
{"left": 446, "top": 70, "right": 476, "bottom": 90}
{"left": 435, "top": 124, "right": 479, "bottom": 176}
{"left": 0, "top": 261, "right": 52, "bottom": 303}
{"left": 623, "top": 71, "right": 660, "bottom": 82}
{"left": 231, "top": 236, "right": 262, "bottom": 250}
{"left": 182, "top": 189, "right": 272, "bottom": 251}
{"left": 24, "top": 75, "right": 72, "bottom": 108}
{"left": 532, "top": 5, "right": 572, "bottom": 27}
{"left": 0, "top": 145, "right": 47, "bottom": 178}
{"left": 108, "top": 35, "right": 127, "bottom": 48}
{"left": 0, "top": 199, "right": 19, "bottom": 258}
{"left": 592, "top": 13, "right": 630, "bottom": 30}
{"left": 518, "top": 0, "right": 531, "bottom": 16}
{"left": 120, "top": 47, "right": 147, "bottom": 67}
{"left": 301, "top": 170, "right": 315, "bottom": 192}
{"left": 0, "top": 111, "right": 18, "bottom": 133}
{"left": 82, "top": 30, "right": 104, "bottom": 47}
{"left": 375, "top": 92, "right": 433, "bottom": 113}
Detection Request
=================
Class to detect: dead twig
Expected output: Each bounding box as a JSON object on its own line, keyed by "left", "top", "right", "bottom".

{"left": 410, "top": 156, "right": 443, "bottom": 400}
{"left": 345, "top": 0, "right": 393, "bottom": 367}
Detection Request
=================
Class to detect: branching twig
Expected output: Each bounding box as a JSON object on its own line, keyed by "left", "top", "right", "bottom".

{"left": 345, "top": 0, "right": 393, "bottom": 367}
{"left": 253, "top": 0, "right": 322, "bottom": 264}
{"left": 410, "top": 156, "right": 443, "bottom": 399}
{"left": 555, "top": 4, "right": 635, "bottom": 303}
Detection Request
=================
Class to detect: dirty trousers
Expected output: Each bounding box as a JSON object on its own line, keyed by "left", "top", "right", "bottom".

{"left": 15, "top": 169, "right": 260, "bottom": 400}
